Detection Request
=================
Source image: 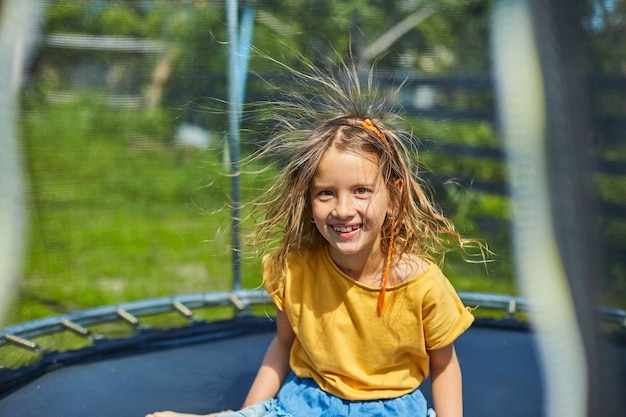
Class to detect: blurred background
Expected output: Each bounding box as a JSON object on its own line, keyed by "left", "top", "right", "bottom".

{"left": 1, "top": 0, "right": 624, "bottom": 341}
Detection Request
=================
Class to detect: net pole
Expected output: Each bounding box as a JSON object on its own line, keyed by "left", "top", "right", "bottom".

{"left": 490, "top": 2, "right": 588, "bottom": 416}
{"left": 227, "top": 1, "right": 255, "bottom": 292}
{"left": 528, "top": 0, "right": 622, "bottom": 414}
{"left": 0, "top": 0, "right": 45, "bottom": 325}
{"left": 226, "top": 0, "right": 241, "bottom": 291}
{"left": 237, "top": 5, "right": 255, "bottom": 107}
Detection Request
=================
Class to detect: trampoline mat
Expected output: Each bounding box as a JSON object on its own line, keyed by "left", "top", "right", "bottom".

{"left": 0, "top": 317, "right": 623, "bottom": 417}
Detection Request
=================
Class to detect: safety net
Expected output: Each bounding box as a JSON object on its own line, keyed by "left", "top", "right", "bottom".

{"left": 0, "top": 1, "right": 625, "bottom": 416}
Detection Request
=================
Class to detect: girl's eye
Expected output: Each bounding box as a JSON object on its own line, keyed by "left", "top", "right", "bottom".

{"left": 355, "top": 188, "right": 369, "bottom": 195}
{"left": 319, "top": 190, "right": 333, "bottom": 197}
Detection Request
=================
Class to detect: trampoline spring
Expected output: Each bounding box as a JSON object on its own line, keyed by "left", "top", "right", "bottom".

{"left": 507, "top": 298, "right": 517, "bottom": 317}
{"left": 229, "top": 293, "right": 246, "bottom": 311}
{"left": 3, "top": 333, "right": 43, "bottom": 353}
{"left": 61, "top": 319, "right": 92, "bottom": 338}
{"left": 116, "top": 307, "right": 144, "bottom": 329}
{"left": 173, "top": 300, "right": 196, "bottom": 321}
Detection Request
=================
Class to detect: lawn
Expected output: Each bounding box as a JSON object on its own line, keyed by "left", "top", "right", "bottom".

{"left": 7, "top": 92, "right": 516, "bottom": 328}
{"left": 9, "top": 94, "right": 271, "bottom": 325}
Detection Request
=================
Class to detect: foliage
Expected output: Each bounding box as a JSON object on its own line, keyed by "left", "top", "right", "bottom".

{"left": 10, "top": 91, "right": 274, "bottom": 326}
{"left": 42, "top": 0, "right": 495, "bottom": 107}
{"left": 45, "top": 0, "right": 160, "bottom": 36}
{"left": 9, "top": 0, "right": 625, "bottom": 327}
{"left": 582, "top": 0, "right": 626, "bottom": 75}
{"left": 9, "top": 87, "right": 518, "bottom": 327}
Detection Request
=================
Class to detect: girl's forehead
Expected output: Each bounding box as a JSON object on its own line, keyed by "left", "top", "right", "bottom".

{"left": 313, "top": 147, "right": 382, "bottom": 181}
{"left": 318, "top": 146, "right": 379, "bottom": 166}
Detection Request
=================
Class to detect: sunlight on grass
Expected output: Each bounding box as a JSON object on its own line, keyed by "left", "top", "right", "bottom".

{"left": 8, "top": 91, "right": 517, "bottom": 328}
{"left": 9, "top": 94, "right": 272, "bottom": 326}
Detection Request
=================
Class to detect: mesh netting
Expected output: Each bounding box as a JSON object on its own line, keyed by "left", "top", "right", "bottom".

{"left": 0, "top": 0, "right": 624, "bottom": 395}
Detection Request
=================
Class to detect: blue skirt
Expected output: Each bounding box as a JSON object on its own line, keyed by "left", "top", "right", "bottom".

{"left": 218, "top": 374, "right": 428, "bottom": 417}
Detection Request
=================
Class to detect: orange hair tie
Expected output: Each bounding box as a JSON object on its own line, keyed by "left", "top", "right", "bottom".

{"left": 377, "top": 217, "right": 395, "bottom": 315}
{"left": 362, "top": 119, "right": 391, "bottom": 149}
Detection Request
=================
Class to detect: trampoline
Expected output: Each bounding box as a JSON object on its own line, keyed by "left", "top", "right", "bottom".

{"left": 2, "top": 1, "right": 625, "bottom": 417}
{"left": 1, "top": 291, "right": 625, "bottom": 417}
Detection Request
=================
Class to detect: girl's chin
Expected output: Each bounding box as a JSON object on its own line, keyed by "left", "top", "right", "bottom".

{"left": 329, "top": 243, "right": 372, "bottom": 257}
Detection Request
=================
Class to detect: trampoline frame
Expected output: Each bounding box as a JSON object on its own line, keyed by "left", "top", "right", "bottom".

{"left": 2, "top": 291, "right": 625, "bottom": 353}
{"left": 2, "top": 289, "right": 625, "bottom": 411}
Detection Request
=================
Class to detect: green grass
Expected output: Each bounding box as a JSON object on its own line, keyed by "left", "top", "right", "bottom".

{"left": 4, "top": 90, "right": 625, "bottom": 369}
{"left": 7, "top": 92, "right": 518, "bottom": 330}
{"left": 8, "top": 93, "right": 273, "bottom": 326}
{"left": 0, "top": 91, "right": 521, "bottom": 369}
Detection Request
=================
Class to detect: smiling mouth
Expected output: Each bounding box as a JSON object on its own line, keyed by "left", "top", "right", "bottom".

{"left": 332, "top": 224, "right": 361, "bottom": 233}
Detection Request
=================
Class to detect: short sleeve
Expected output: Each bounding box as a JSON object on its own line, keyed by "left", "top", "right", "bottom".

{"left": 422, "top": 274, "right": 474, "bottom": 350}
{"left": 262, "top": 253, "right": 285, "bottom": 311}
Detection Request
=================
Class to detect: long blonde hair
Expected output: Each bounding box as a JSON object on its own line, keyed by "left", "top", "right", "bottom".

{"left": 245, "top": 61, "right": 484, "bottom": 290}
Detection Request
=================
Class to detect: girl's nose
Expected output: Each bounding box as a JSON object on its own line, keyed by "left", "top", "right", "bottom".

{"left": 333, "top": 195, "right": 355, "bottom": 218}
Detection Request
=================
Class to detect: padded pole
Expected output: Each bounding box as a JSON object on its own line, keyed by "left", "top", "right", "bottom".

{"left": 490, "top": 2, "right": 588, "bottom": 416}
{"left": 0, "top": 0, "right": 45, "bottom": 325}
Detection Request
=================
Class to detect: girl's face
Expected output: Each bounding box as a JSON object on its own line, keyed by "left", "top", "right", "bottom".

{"left": 309, "top": 146, "right": 391, "bottom": 268}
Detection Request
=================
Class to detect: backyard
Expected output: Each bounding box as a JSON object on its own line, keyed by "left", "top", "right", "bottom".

{"left": 3, "top": 0, "right": 625, "bottom": 362}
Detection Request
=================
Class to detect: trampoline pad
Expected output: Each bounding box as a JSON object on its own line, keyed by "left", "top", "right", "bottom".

{"left": 2, "top": 317, "right": 618, "bottom": 417}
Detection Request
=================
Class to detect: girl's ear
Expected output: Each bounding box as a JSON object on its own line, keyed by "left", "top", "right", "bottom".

{"left": 388, "top": 178, "right": 404, "bottom": 216}
{"left": 395, "top": 178, "right": 404, "bottom": 192}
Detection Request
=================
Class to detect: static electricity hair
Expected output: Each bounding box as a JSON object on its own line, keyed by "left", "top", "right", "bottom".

{"left": 246, "top": 60, "right": 484, "bottom": 291}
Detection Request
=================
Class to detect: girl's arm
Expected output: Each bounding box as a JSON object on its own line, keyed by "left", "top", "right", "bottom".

{"left": 241, "top": 309, "right": 295, "bottom": 407}
{"left": 428, "top": 343, "right": 463, "bottom": 417}
{"left": 144, "top": 311, "right": 293, "bottom": 417}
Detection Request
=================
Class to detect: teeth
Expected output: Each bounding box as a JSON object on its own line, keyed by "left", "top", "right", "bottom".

{"left": 333, "top": 225, "right": 359, "bottom": 233}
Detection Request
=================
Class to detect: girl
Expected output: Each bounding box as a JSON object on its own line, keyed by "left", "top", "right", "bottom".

{"left": 148, "top": 64, "right": 483, "bottom": 417}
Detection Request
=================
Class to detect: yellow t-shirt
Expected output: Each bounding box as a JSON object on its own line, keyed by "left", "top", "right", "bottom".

{"left": 263, "top": 246, "right": 474, "bottom": 401}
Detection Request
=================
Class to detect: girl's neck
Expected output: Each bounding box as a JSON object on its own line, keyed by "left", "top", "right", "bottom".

{"left": 328, "top": 245, "right": 430, "bottom": 287}
{"left": 328, "top": 244, "right": 387, "bottom": 287}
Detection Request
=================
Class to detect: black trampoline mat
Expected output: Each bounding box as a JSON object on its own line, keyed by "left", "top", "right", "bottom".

{"left": 0, "top": 318, "right": 620, "bottom": 417}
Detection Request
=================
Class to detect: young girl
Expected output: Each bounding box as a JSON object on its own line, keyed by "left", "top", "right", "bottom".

{"left": 148, "top": 64, "right": 482, "bottom": 417}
